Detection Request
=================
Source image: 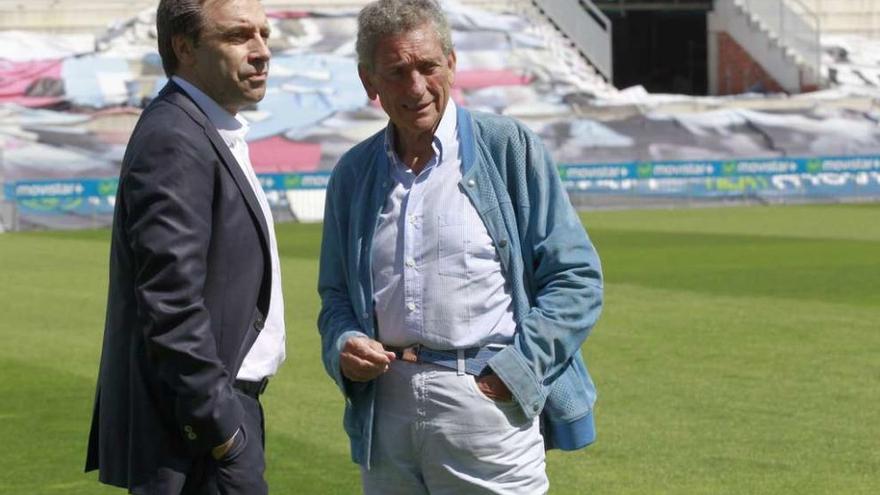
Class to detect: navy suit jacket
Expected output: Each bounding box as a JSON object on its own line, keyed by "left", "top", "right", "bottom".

{"left": 85, "top": 81, "right": 272, "bottom": 489}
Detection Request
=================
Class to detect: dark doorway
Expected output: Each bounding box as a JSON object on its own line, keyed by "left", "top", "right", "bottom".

{"left": 606, "top": 10, "right": 708, "bottom": 95}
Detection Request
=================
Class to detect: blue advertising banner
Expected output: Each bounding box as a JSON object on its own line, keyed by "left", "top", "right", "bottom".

{"left": 6, "top": 156, "right": 880, "bottom": 215}
{"left": 559, "top": 155, "right": 880, "bottom": 197}
{"left": 8, "top": 178, "right": 119, "bottom": 200}
{"left": 6, "top": 172, "right": 331, "bottom": 202}
{"left": 258, "top": 172, "right": 330, "bottom": 191}
{"left": 558, "top": 155, "right": 880, "bottom": 181}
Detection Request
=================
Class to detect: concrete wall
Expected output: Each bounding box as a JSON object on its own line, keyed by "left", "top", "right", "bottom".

{"left": 0, "top": 0, "right": 512, "bottom": 33}
{"left": 707, "top": 0, "right": 826, "bottom": 95}
{"left": 713, "top": 31, "right": 786, "bottom": 94}
{"left": 709, "top": 0, "right": 802, "bottom": 94}
{"left": 0, "top": 1, "right": 155, "bottom": 33}
{"left": 0, "top": 1, "right": 371, "bottom": 33}
{"left": 800, "top": 0, "right": 880, "bottom": 36}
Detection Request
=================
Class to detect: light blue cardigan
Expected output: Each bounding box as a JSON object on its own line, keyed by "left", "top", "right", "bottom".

{"left": 318, "top": 106, "right": 604, "bottom": 467}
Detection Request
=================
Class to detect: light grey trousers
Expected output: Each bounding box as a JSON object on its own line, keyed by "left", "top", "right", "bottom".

{"left": 361, "top": 361, "right": 548, "bottom": 495}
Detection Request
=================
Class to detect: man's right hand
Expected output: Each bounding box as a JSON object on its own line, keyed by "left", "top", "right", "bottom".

{"left": 340, "top": 336, "right": 396, "bottom": 382}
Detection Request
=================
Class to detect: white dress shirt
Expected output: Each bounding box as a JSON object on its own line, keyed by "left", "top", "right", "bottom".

{"left": 172, "top": 76, "right": 286, "bottom": 381}
{"left": 371, "top": 100, "right": 516, "bottom": 349}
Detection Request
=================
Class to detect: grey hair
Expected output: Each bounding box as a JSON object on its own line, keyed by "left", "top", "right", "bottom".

{"left": 356, "top": 0, "right": 453, "bottom": 72}
{"left": 156, "top": 0, "right": 208, "bottom": 77}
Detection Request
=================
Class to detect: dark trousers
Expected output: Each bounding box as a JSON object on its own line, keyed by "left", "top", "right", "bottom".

{"left": 130, "top": 390, "right": 267, "bottom": 495}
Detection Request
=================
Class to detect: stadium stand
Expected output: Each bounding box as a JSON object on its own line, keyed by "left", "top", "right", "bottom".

{"left": 1, "top": 0, "right": 880, "bottom": 231}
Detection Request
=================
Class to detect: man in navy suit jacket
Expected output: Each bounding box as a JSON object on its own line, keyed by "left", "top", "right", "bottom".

{"left": 86, "top": 1, "right": 286, "bottom": 493}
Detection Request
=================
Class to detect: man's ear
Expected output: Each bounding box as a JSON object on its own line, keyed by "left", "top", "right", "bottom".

{"left": 358, "top": 64, "right": 378, "bottom": 101}
{"left": 446, "top": 49, "right": 457, "bottom": 87}
{"left": 172, "top": 34, "right": 196, "bottom": 68}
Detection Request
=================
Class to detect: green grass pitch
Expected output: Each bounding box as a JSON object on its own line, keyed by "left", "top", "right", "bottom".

{"left": 0, "top": 203, "right": 878, "bottom": 494}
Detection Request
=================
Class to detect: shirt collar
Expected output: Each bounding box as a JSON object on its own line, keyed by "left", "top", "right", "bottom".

{"left": 384, "top": 98, "right": 458, "bottom": 172}
{"left": 434, "top": 98, "right": 458, "bottom": 154}
{"left": 172, "top": 75, "right": 249, "bottom": 147}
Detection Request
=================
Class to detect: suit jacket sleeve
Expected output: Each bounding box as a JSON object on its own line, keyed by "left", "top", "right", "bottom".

{"left": 123, "top": 121, "right": 244, "bottom": 454}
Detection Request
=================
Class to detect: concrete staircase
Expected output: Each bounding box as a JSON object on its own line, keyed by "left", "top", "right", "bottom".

{"left": 530, "top": 0, "right": 613, "bottom": 83}
{"left": 504, "top": 0, "right": 613, "bottom": 94}
{"left": 709, "top": 0, "right": 823, "bottom": 94}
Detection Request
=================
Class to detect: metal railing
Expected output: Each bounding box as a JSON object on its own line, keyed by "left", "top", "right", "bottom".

{"left": 738, "top": 0, "right": 821, "bottom": 84}
{"left": 534, "top": 0, "right": 614, "bottom": 82}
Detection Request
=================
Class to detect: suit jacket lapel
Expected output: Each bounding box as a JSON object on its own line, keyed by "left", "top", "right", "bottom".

{"left": 202, "top": 126, "right": 271, "bottom": 246}
{"left": 160, "top": 82, "right": 273, "bottom": 309}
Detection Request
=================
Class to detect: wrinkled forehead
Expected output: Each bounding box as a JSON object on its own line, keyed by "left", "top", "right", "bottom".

{"left": 202, "top": 0, "right": 268, "bottom": 31}
{"left": 373, "top": 25, "right": 447, "bottom": 65}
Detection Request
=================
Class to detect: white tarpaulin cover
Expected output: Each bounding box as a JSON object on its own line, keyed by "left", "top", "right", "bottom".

{"left": 2, "top": 1, "right": 880, "bottom": 186}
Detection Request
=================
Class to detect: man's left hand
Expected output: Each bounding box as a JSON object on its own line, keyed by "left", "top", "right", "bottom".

{"left": 211, "top": 428, "right": 239, "bottom": 460}
{"left": 476, "top": 373, "right": 512, "bottom": 401}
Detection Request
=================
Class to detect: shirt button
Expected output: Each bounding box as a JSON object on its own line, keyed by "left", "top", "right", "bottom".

{"left": 466, "top": 179, "right": 476, "bottom": 187}
{"left": 498, "top": 239, "right": 508, "bottom": 248}
{"left": 362, "top": 312, "right": 370, "bottom": 320}
{"left": 405, "top": 258, "right": 415, "bottom": 267}
{"left": 407, "top": 302, "right": 416, "bottom": 312}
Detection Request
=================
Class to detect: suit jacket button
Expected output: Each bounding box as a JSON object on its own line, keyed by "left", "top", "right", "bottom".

{"left": 254, "top": 318, "right": 265, "bottom": 331}
{"left": 183, "top": 425, "right": 197, "bottom": 440}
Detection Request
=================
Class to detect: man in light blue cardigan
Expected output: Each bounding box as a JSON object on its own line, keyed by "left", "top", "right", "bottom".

{"left": 318, "top": 1, "right": 603, "bottom": 493}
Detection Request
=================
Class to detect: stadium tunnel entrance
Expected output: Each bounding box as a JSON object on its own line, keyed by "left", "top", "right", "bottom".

{"left": 597, "top": 1, "right": 713, "bottom": 95}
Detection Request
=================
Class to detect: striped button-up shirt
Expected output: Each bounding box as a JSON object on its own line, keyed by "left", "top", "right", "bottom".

{"left": 371, "top": 101, "right": 516, "bottom": 349}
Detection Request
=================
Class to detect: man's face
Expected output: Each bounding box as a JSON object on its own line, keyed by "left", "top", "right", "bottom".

{"left": 178, "top": 0, "right": 271, "bottom": 113}
{"left": 359, "top": 23, "right": 456, "bottom": 139}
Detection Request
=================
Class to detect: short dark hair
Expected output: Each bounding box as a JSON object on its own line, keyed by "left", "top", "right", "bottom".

{"left": 156, "top": 0, "right": 208, "bottom": 77}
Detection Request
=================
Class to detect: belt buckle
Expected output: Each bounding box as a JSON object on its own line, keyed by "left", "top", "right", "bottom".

{"left": 400, "top": 344, "right": 420, "bottom": 363}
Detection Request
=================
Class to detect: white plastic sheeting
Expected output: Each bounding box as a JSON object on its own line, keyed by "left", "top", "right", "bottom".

{"left": 1, "top": 0, "right": 618, "bottom": 181}
{"left": 0, "top": 31, "right": 94, "bottom": 62}
{"left": 824, "top": 34, "right": 880, "bottom": 86}
{"left": 2, "top": 1, "right": 880, "bottom": 187}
